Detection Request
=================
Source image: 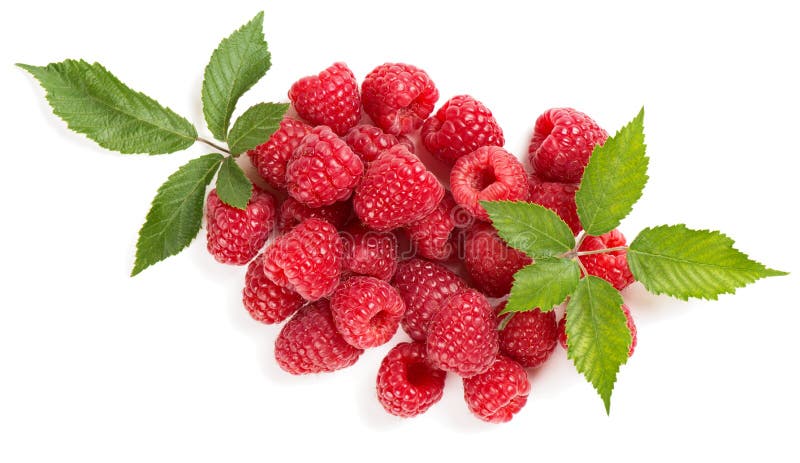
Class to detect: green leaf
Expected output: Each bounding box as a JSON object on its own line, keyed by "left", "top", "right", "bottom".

{"left": 202, "top": 11, "right": 271, "bottom": 141}
{"left": 227, "top": 102, "right": 288, "bottom": 154}
{"left": 132, "top": 153, "right": 224, "bottom": 276}
{"left": 566, "top": 276, "right": 631, "bottom": 414}
{"left": 504, "top": 259, "right": 580, "bottom": 313}
{"left": 215, "top": 156, "right": 252, "bottom": 209}
{"left": 481, "top": 200, "right": 575, "bottom": 258}
{"left": 18, "top": 60, "right": 196, "bottom": 154}
{"left": 576, "top": 107, "right": 648, "bottom": 236}
{"left": 628, "top": 224, "right": 787, "bottom": 300}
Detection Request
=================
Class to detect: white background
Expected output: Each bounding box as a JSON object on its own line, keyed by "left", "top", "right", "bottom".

{"left": 1, "top": 1, "right": 798, "bottom": 461}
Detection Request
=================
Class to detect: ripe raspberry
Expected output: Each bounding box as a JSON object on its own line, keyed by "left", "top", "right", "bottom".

{"left": 343, "top": 124, "right": 414, "bottom": 163}
{"left": 243, "top": 254, "right": 305, "bottom": 324}
{"left": 427, "top": 289, "right": 499, "bottom": 377}
{"left": 393, "top": 258, "right": 469, "bottom": 342}
{"left": 450, "top": 146, "right": 528, "bottom": 222}
{"left": 205, "top": 187, "right": 276, "bottom": 265}
{"left": 463, "top": 355, "right": 530, "bottom": 423}
{"left": 247, "top": 118, "right": 312, "bottom": 190}
{"left": 285, "top": 126, "right": 364, "bottom": 208}
{"left": 274, "top": 300, "right": 363, "bottom": 374}
{"left": 376, "top": 342, "right": 447, "bottom": 417}
{"left": 421, "top": 95, "right": 505, "bottom": 165}
{"left": 354, "top": 144, "right": 444, "bottom": 231}
{"left": 405, "top": 193, "right": 460, "bottom": 261}
{"left": 361, "top": 63, "right": 439, "bottom": 135}
{"left": 277, "top": 197, "right": 351, "bottom": 234}
{"left": 527, "top": 174, "right": 581, "bottom": 235}
{"left": 463, "top": 222, "right": 532, "bottom": 297}
{"left": 528, "top": 108, "right": 608, "bottom": 183}
{"left": 330, "top": 276, "right": 405, "bottom": 349}
{"left": 579, "top": 229, "right": 635, "bottom": 291}
{"left": 263, "top": 218, "right": 343, "bottom": 301}
{"left": 559, "top": 304, "right": 637, "bottom": 357}
{"left": 496, "top": 303, "right": 558, "bottom": 368}
{"left": 341, "top": 223, "right": 398, "bottom": 281}
{"left": 288, "top": 62, "right": 360, "bottom": 135}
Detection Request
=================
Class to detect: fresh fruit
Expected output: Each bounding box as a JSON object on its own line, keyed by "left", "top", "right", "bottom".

{"left": 528, "top": 107, "right": 608, "bottom": 183}
{"left": 274, "top": 300, "right": 363, "bottom": 374}
{"left": 330, "top": 276, "right": 405, "bottom": 349}
{"left": 559, "top": 304, "right": 637, "bottom": 357}
{"left": 262, "top": 218, "right": 343, "bottom": 301}
{"left": 579, "top": 228, "right": 635, "bottom": 291}
{"left": 247, "top": 118, "right": 312, "bottom": 190}
{"left": 527, "top": 174, "right": 581, "bottom": 235}
{"left": 463, "top": 355, "right": 530, "bottom": 423}
{"left": 404, "top": 193, "right": 460, "bottom": 261}
{"left": 340, "top": 223, "right": 398, "bottom": 281}
{"left": 361, "top": 63, "right": 439, "bottom": 135}
{"left": 450, "top": 146, "right": 528, "bottom": 222}
{"left": 343, "top": 124, "right": 414, "bottom": 163}
{"left": 288, "top": 62, "right": 360, "bottom": 135}
{"left": 205, "top": 187, "right": 276, "bottom": 265}
{"left": 243, "top": 254, "right": 305, "bottom": 324}
{"left": 277, "top": 197, "right": 352, "bottom": 234}
{"left": 354, "top": 144, "right": 444, "bottom": 231}
{"left": 463, "top": 222, "right": 532, "bottom": 297}
{"left": 376, "top": 341, "right": 447, "bottom": 418}
{"left": 496, "top": 303, "right": 558, "bottom": 368}
{"left": 421, "top": 94, "right": 504, "bottom": 165}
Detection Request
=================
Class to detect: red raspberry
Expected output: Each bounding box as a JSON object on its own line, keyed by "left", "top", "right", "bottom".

{"left": 427, "top": 289, "right": 499, "bottom": 377}
{"left": 277, "top": 197, "right": 352, "bottom": 234}
{"left": 285, "top": 126, "right": 364, "bottom": 208}
{"left": 376, "top": 342, "right": 447, "bottom": 417}
{"left": 405, "top": 193, "right": 460, "bottom": 261}
{"left": 421, "top": 95, "right": 505, "bottom": 165}
{"left": 559, "top": 304, "right": 637, "bottom": 357}
{"left": 463, "top": 355, "right": 530, "bottom": 423}
{"left": 330, "top": 276, "right": 405, "bottom": 349}
{"left": 263, "top": 218, "right": 343, "bottom": 301}
{"left": 205, "top": 187, "right": 276, "bottom": 265}
{"left": 527, "top": 174, "right": 581, "bottom": 235}
{"left": 393, "top": 258, "right": 469, "bottom": 342}
{"left": 247, "top": 118, "right": 311, "bottom": 190}
{"left": 288, "top": 62, "right": 360, "bottom": 135}
{"left": 343, "top": 124, "right": 414, "bottom": 163}
{"left": 579, "top": 229, "right": 635, "bottom": 291}
{"left": 450, "top": 146, "right": 528, "bottom": 222}
{"left": 341, "top": 223, "right": 398, "bottom": 281}
{"left": 463, "top": 222, "right": 532, "bottom": 298}
{"left": 528, "top": 108, "right": 608, "bottom": 183}
{"left": 496, "top": 303, "right": 558, "bottom": 368}
{"left": 361, "top": 63, "right": 439, "bottom": 135}
{"left": 354, "top": 144, "right": 444, "bottom": 231}
{"left": 243, "top": 254, "right": 305, "bottom": 324}
{"left": 274, "top": 300, "right": 363, "bottom": 374}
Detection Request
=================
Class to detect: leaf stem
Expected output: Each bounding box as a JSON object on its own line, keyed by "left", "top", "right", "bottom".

{"left": 574, "top": 232, "right": 587, "bottom": 252}
{"left": 197, "top": 137, "right": 231, "bottom": 155}
{"left": 576, "top": 246, "right": 628, "bottom": 257}
{"left": 576, "top": 257, "right": 589, "bottom": 277}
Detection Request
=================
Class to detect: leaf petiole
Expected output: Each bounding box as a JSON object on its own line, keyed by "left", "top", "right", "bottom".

{"left": 197, "top": 137, "right": 232, "bottom": 155}
{"left": 576, "top": 246, "right": 628, "bottom": 257}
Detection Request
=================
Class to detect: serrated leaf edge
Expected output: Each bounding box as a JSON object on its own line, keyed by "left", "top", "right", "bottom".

{"left": 482, "top": 200, "right": 575, "bottom": 257}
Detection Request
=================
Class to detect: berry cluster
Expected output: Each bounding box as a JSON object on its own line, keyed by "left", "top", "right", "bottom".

{"left": 204, "top": 62, "right": 639, "bottom": 423}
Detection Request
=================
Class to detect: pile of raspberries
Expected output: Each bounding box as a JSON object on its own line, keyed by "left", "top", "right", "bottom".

{"left": 204, "top": 62, "right": 638, "bottom": 423}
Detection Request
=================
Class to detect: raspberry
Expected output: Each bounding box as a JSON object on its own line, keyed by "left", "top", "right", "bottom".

{"left": 277, "top": 197, "right": 352, "bottom": 234}
{"left": 343, "top": 124, "right": 413, "bottom": 163}
{"left": 528, "top": 108, "right": 608, "bottom": 183}
{"left": 463, "top": 222, "right": 532, "bottom": 297}
{"left": 450, "top": 146, "right": 528, "bottom": 222}
{"left": 405, "top": 193, "right": 460, "bottom": 261}
{"left": 393, "top": 258, "right": 469, "bottom": 342}
{"left": 263, "top": 218, "right": 343, "bottom": 301}
{"left": 579, "top": 229, "right": 635, "bottom": 291}
{"left": 285, "top": 126, "right": 364, "bottom": 208}
{"left": 288, "top": 62, "right": 360, "bottom": 135}
{"left": 421, "top": 95, "right": 505, "bottom": 165}
{"left": 463, "top": 355, "right": 530, "bottom": 423}
{"left": 559, "top": 304, "right": 637, "bottom": 357}
{"left": 247, "top": 118, "right": 311, "bottom": 190}
{"left": 527, "top": 174, "right": 581, "bottom": 235}
{"left": 330, "top": 276, "right": 405, "bottom": 349}
{"left": 354, "top": 144, "right": 444, "bottom": 231}
{"left": 274, "top": 300, "right": 363, "bottom": 374}
{"left": 243, "top": 254, "right": 305, "bottom": 324}
{"left": 205, "top": 187, "right": 276, "bottom": 265}
{"left": 340, "top": 223, "right": 398, "bottom": 281}
{"left": 361, "top": 63, "right": 439, "bottom": 135}
{"left": 427, "top": 289, "right": 499, "bottom": 377}
{"left": 376, "top": 342, "right": 447, "bottom": 417}
{"left": 496, "top": 303, "right": 558, "bottom": 368}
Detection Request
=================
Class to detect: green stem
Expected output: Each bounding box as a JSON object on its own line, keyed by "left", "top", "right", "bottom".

{"left": 576, "top": 246, "right": 628, "bottom": 257}
{"left": 197, "top": 137, "right": 231, "bottom": 155}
